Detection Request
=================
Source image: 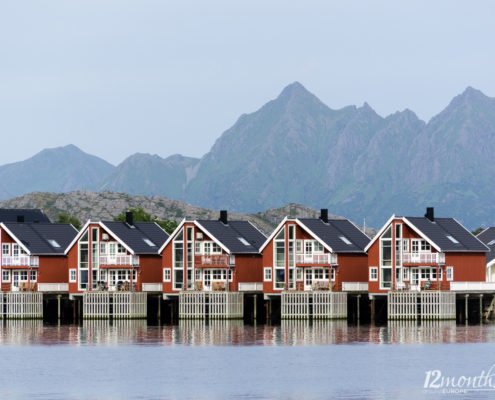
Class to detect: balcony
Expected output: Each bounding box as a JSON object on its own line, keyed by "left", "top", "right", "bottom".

{"left": 99, "top": 255, "right": 140, "bottom": 266}
{"left": 296, "top": 253, "right": 338, "bottom": 265}
{"left": 194, "top": 254, "right": 235, "bottom": 266}
{"left": 402, "top": 252, "right": 445, "bottom": 265}
{"left": 2, "top": 256, "right": 39, "bottom": 267}
{"left": 342, "top": 282, "right": 368, "bottom": 292}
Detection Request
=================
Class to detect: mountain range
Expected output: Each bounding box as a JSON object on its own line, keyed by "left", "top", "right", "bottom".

{"left": 1, "top": 82, "right": 494, "bottom": 229}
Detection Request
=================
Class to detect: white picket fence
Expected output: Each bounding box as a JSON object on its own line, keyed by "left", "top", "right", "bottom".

{"left": 83, "top": 292, "right": 147, "bottom": 319}
{"left": 1, "top": 293, "right": 43, "bottom": 319}
{"left": 179, "top": 292, "right": 243, "bottom": 319}
{"left": 281, "top": 292, "right": 347, "bottom": 319}
{"left": 388, "top": 291, "right": 456, "bottom": 320}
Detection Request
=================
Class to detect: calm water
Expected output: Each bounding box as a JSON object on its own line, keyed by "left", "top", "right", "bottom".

{"left": 0, "top": 320, "right": 494, "bottom": 399}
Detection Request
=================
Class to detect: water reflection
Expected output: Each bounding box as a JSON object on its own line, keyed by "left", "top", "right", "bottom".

{"left": 0, "top": 319, "right": 493, "bottom": 346}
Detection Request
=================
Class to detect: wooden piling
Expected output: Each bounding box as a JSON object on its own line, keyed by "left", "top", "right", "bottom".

{"left": 465, "top": 295, "right": 469, "bottom": 325}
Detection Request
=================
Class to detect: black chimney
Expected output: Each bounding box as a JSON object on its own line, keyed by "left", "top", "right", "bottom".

{"left": 126, "top": 211, "right": 133, "bottom": 226}
{"left": 425, "top": 207, "right": 434, "bottom": 222}
{"left": 17, "top": 215, "right": 24, "bottom": 223}
{"left": 219, "top": 210, "right": 228, "bottom": 224}
{"left": 320, "top": 209, "right": 329, "bottom": 223}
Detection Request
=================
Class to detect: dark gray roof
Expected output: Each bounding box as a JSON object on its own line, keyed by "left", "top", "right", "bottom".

{"left": 0, "top": 209, "right": 51, "bottom": 223}
{"left": 196, "top": 220, "right": 266, "bottom": 254}
{"left": 477, "top": 227, "right": 495, "bottom": 262}
{"left": 406, "top": 217, "right": 489, "bottom": 252}
{"left": 298, "top": 218, "right": 369, "bottom": 253}
{"left": 102, "top": 221, "right": 168, "bottom": 255}
{"left": 3, "top": 223, "right": 77, "bottom": 255}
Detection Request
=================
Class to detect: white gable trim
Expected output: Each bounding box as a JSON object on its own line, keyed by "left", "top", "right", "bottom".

{"left": 364, "top": 215, "right": 396, "bottom": 252}
{"left": 194, "top": 221, "right": 231, "bottom": 255}
{"left": 99, "top": 222, "right": 135, "bottom": 255}
{"left": 258, "top": 217, "right": 288, "bottom": 252}
{"left": 401, "top": 217, "right": 442, "bottom": 252}
{"left": 295, "top": 219, "right": 334, "bottom": 253}
{"left": 158, "top": 219, "right": 186, "bottom": 254}
{"left": 64, "top": 220, "right": 91, "bottom": 254}
{"left": 0, "top": 223, "right": 31, "bottom": 255}
{"left": 487, "top": 258, "right": 495, "bottom": 269}
{"left": 452, "top": 218, "right": 490, "bottom": 252}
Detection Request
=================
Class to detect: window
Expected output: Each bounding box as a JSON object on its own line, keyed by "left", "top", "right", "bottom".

{"left": 2, "top": 270, "right": 10, "bottom": 282}
{"left": 314, "top": 241, "right": 324, "bottom": 253}
{"left": 100, "top": 269, "right": 106, "bottom": 282}
{"left": 195, "top": 242, "right": 201, "bottom": 254}
{"left": 20, "top": 271, "right": 28, "bottom": 281}
{"left": 296, "top": 268, "right": 303, "bottom": 281}
{"left": 314, "top": 268, "right": 324, "bottom": 279}
{"left": 163, "top": 269, "right": 171, "bottom": 282}
{"left": 330, "top": 268, "right": 335, "bottom": 281}
{"left": 100, "top": 243, "right": 106, "bottom": 254}
{"left": 212, "top": 242, "right": 222, "bottom": 253}
{"left": 2, "top": 244, "right": 9, "bottom": 256}
{"left": 446, "top": 267, "right": 453, "bottom": 281}
{"left": 403, "top": 268, "right": 409, "bottom": 281}
{"left": 403, "top": 240, "right": 409, "bottom": 252}
{"left": 237, "top": 237, "right": 250, "bottom": 246}
{"left": 173, "top": 229, "right": 184, "bottom": 290}
{"left": 395, "top": 267, "right": 402, "bottom": 282}
{"left": 446, "top": 235, "right": 459, "bottom": 244}
{"left": 431, "top": 269, "right": 437, "bottom": 281}
{"left": 339, "top": 236, "right": 352, "bottom": 245}
{"left": 412, "top": 240, "right": 419, "bottom": 253}
{"left": 275, "top": 242, "right": 285, "bottom": 267}
{"left": 92, "top": 228, "right": 99, "bottom": 242}
{"left": 117, "top": 244, "right": 126, "bottom": 253}
{"left": 204, "top": 242, "right": 211, "bottom": 255}
{"left": 439, "top": 268, "right": 443, "bottom": 281}
{"left": 143, "top": 238, "right": 156, "bottom": 247}
{"left": 228, "top": 270, "right": 233, "bottom": 281}
{"left": 305, "top": 241, "right": 313, "bottom": 254}
{"left": 264, "top": 268, "right": 272, "bottom": 281}
{"left": 395, "top": 223, "right": 402, "bottom": 239}
{"left": 296, "top": 240, "right": 303, "bottom": 254}
{"left": 133, "top": 270, "right": 137, "bottom": 282}
{"left": 420, "top": 240, "right": 431, "bottom": 252}
{"left": 369, "top": 267, "right": 378, "bottom": 281}
{"left": 195, "top": 269, "right": 201, "bottom": 281}
{"left": 30, "top": 270, "right": 37, "bottom": 282}
{"left": 421, "top": 268, "right": 430, "bottom": 280}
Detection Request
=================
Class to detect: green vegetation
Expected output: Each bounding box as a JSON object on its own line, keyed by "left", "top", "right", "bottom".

{"left": 114, "top": 206, "right": 178, "bottom": 234}
{"left": 471, "top": 227, "right": 484, "bottom": 235}
{"left": 56, "top": 212, "right": 82, "bottom": 230}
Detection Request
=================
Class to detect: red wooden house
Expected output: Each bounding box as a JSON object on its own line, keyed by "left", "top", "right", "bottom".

{"left": 65, "top": 213, "right": 168, "bottom": 294}
{"left": 0, "top": 222, "right": 77, "bottom": 292}
{"left": 259, "top": 209, "right": 370, "bottom": 293}
{"left": 365, "top": 208, "right": 489, "bottom": 294}
{"left": 160, "top": 211, "right": 266, "bottom": 295}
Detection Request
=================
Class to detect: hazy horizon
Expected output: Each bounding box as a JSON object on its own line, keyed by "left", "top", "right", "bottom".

{"left": 1, "top": 0, "right": 494, "bottom": 165}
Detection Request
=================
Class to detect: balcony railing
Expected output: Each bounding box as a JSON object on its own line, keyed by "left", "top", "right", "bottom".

{"left": 194, "top": 254, "right": 235, "bottom": 266}
{"left": 99, "top": 255, "right": 140, "bottom": 266}
{"left": 402, "top": 252, "right": 445, "bottom": 264}
{"left": 296, "top": 253, "right": 338, "bottom": 265}
{"left": 342, "top": 282, "right": 369, "bottom": 292}
{"left": 450, "top": 282, "right": 495, "bottom": 291}
{"left": 2, "top": 256, "right": 39, "bottom": 267}
{"left": 37, "top": 283, "right": 68, "bottom": 292}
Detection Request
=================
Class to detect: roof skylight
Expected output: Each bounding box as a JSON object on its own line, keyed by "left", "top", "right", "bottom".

{"left": 446, "top": 235, "right": 459, "bottom": 244}
{"left": 238, "top": 237, "right": 250, "bottom": 246}
{"left": 488, "top": 239, "right": 495, "bottom": 246}
{"left": 143, "top": 238, "right": 156, "bottom": 247}
{"left": 48, "top": 239, "right": 61, "bottom": 248}
{"left": 339, "top": 236, "right": 352, "bottom": 245}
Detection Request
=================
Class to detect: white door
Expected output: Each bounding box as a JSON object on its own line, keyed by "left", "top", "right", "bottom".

{"left": 304, "top": 269, "right": 313, "bottom": 291}
{"left": 12, "top": 270, "right": 20, "bottom": 289}
{"left": 203, "top": 270, "right": 211, "bottom": 290}
{"left": 411, "top": 268, "right": 419, "bottom": 285}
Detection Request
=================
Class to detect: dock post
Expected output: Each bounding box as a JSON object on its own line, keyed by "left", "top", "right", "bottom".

{"left": 479, "top": 295, "right": 483, "bottom": 324}
{"left": 57, "top": 295, "right": 61, "bottom": 320}
{"left": 370, "top": 295, "right": 375, "bottom": 324}
{"left": 253, "top": 295, "right": 257, "bottom": 322}
{"left": 356, "top": 295, "right": 361, "bottom": 323}
{"left": 78, "top": 297, "right": 81, "bottom": 322}
{"left": 157, "top": 295, "right": 161, "bottom": 322}
{"left": 465, "top": 294, "right": 469, "bottom": 325}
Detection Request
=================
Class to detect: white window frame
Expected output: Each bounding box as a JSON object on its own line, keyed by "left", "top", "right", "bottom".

{"left": 30, "top": 270, "right": 37, "bottom": 282}
{"left": 69, "top": 268, "right": 77, "bottom": 283}
{"left": 439, "top": 268, "right": 443, "bottom": 281}
{"left": 296, "top": 268, "right": 303, "bottom": 281}
{"left": 163, "top": 268, "right": 171, "bottom": 282}
{"left": 330, "top": 268, "right": 335, "bottom": 281}
{"left": 2, "top": 269, "right": 10, "bottom": 282}
{"left": 264, "top": 267, "right": 272, "bottom": 282}
{"left": 403, "top": 268, "right": 409, "bottom": 281}
{"left": 446, "top": 266, "right": 453, "bottom": 281}
{"left": 2, "top": 243, "right": 10, "bottom": 256}
{"left": 403, "top": 240, "right": 409, "bottom": 252}
{"left": 369, "top": 267, "right": 378, "bottom": 281}
{"left": 296, "top": 240, "right": 303, "bottom": 254}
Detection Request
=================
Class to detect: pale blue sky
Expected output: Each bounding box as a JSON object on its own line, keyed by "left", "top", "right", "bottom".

{"left": 0, "top": 0, "right": 494, "bottom": 165}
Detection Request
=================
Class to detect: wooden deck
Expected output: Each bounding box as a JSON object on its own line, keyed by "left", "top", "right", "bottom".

{"left": 281, "top": 291, "right": 347, "bottom": 319}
